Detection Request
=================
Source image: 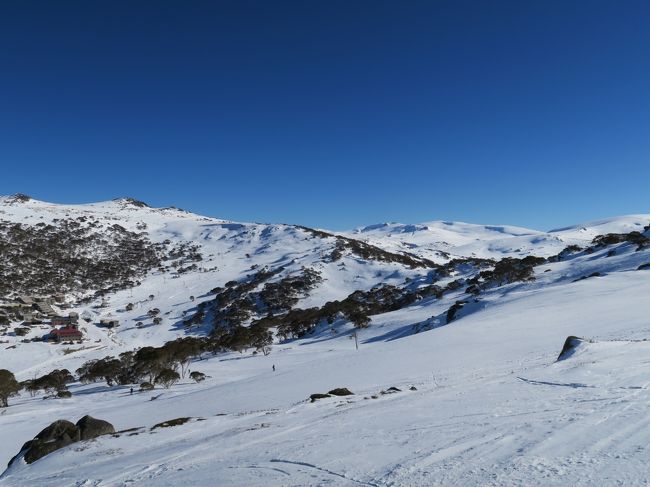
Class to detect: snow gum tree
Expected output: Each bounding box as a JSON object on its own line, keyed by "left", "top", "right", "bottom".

{"left": 0, "top": 369, "right": 21, "bottom": 407}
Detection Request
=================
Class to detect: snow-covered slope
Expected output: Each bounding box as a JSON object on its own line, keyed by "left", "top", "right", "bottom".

{"left": 0, "top": 195, "right": 649, "bottom": 486}
{"left": 345, "top": 215, "right": 650, "bottom": 262}
{"left": 0, "top": 196, "right": 434, "bottom": 375}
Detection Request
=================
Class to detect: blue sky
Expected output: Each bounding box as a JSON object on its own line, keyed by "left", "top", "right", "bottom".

{"left": 1, "top": 1, "right": 649, "bottom": 230}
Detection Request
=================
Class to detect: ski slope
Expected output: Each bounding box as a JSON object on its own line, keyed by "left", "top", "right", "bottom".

{"left": 0, "top": 197, "right": 649, "bottom": 486}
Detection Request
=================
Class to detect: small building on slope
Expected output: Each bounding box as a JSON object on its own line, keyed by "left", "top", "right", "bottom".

{"left": 50, "top": 324, "right": 83, "bottom": 343}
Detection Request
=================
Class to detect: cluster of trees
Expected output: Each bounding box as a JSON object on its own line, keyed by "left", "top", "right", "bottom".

{"left": 257, "top": 268, "right": 322, "bottom": 313}
{"left": 0, "top": 337, "right": 214, "bottom": 406}
{"left": 0, "top": 206, "right": 213, "bottom": 301}
{"left": 592, "top": 231, "right": 649, "bottom": 251}
{"left": 253, "top": 282, "right": 443, "bottom": 340}
{"left": 547, "top": 226, "right": 650, "bottom": 265}
{"left": 185, "top": 255, "right": 505, "bottom": 344}
{"left": 0, "top": 368, "right": 78, "bottom": 407}
{"left": 23, "top": 369, "right": 74, "bottom": 397}
{"left": 211, "top": 323, "right": 273, "bottom": 355}
{"left": 0, "top": 218, "right": 167, "bottom": 299}
{"left": 476, "top": 256, "right": 546, "bottom": 288}
{"left": 77, "top": 337, "right": 204, "bottom": 388}
{"left": 182, "top": 267, "right": 329, "bottom": 349}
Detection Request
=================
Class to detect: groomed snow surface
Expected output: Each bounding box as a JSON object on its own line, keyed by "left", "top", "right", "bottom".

{"left": 1, "top": 198, "right": 649, "bottom": 486}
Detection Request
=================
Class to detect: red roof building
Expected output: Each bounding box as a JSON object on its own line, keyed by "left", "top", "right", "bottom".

{"left": 51, "top": 325, "right": 82, "bottom": 342}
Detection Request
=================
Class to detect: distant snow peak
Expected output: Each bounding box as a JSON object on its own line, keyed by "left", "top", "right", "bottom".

{"left": 1, "top": 193, "right": 32, "bottom": 205}
{"left": 113, "top": 197, "right": 151, "bottom": 208}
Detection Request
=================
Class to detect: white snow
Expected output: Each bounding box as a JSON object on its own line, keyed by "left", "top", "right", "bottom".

{"left": 1, "top": 197, "right": 649, "bottom": 486}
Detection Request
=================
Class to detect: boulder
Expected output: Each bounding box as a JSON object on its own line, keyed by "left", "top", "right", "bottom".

{"left": 8, "top": 416, "right": 115, "bottom": 467}
{"left": 76, "top": 415, "right": 115, "bottom": 441}
{"left": 309, "top": 393, "right": 331, "bottom": 402}
{"left": 327, "top": 388, "right": 353, "bottom": 396}
{"left": 34, "top": 419, "right": 80, "bottom": 443}
{"left": 13, "top": 420, "right": 80, "bottom": 465}
{"left": 557, "top": 336, "right": 585, "bottom": 361}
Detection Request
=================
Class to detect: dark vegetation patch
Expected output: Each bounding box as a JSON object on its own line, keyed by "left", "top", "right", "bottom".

{"left": 592, "top": 231, "right": 649, "bottom": 251}
{"left": 77, "top": 337, "right": 203, "bottom": 387}
{"left": 476, "top": 256, "right": 546, "bottom": 287}
{"left": 23, "top": 369, "right": 74, "bottom": 397}
{"left": 296, "top": 225, "right": 438, "bottom": 269}
{"left": 547, "top": 245, "right": 583, "bottom": 262}
{"left": 5, "top": 193, "right": 31, "bottom": 203}
{"left": 0, "top": 219, "right": 173, "bottom": 299}
{"left": 446, "top": 301, "right": 467, "bottom": 323}
{"left": 257, "top": 282, "right": 443, "bottom": 340}
{"left": 549, "top": 225, "right": 650, "bottom": 264}
{"left": 151, "top": 417, "right": 192, "bottom": 430}
{"left": 573, "top": 272, "right": 602, "bottom": 282}
{"left": 114, "top": 197, "right": 150, "bottom": 208}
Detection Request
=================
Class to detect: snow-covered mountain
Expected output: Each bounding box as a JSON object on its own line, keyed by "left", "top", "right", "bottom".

{"left": 346, "top": 215, "right": 650, "bottom": 261}
{"left": 0, "top": 195, "right": 649, "bottom": 486}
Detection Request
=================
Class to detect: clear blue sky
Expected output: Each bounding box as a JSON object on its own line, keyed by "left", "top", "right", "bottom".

{"left": 1, "top": 1, "right": 648, "bottom": 230}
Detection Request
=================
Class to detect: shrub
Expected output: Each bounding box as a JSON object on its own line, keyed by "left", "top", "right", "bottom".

{"left": 189, "top": 371, "right": 206, "bottom": 383}
{"left": 151, "top": 417, "right": 191, "bottom": 429}
{"left": 154, "top": 368, "right": 180, "bottom": 389}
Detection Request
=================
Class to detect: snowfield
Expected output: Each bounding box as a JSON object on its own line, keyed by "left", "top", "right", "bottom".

{"left": 0, "top": 197, "right": 649, "bottom": 486}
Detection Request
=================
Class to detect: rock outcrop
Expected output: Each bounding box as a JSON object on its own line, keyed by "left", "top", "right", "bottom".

{"left": 77, "top": 415, "right": 116, "bottom": 441}
{"left": 8, "top": 416, "right": 115, "bottom": 467}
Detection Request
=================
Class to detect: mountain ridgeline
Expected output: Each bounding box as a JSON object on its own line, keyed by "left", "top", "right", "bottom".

{"left": 1, "top": 195, "right": 647, "bottom": 359}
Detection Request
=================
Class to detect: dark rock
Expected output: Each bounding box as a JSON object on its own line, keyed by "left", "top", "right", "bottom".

{"left": 57, "top": 390, "right": 72, "bottom": 399}
{"left": 465, "top": 284, "right": 481, "bottom": 296}
{"left": 309, "top": 393, "right": 331, "bottom": 402}
{"left": 13, "top": 420, "right": 80, "bottom": 465}
{"left": 76, "top": 415, "right": 115, "bottom": 441}
{"left": 572, "top": 272, "right": 602, "bottom": 283}
{"left": 446, "top": 300, "right": 467, "bottom": 323}
{"left": 557, "top": 336, "right": 585, "bottom": 361}
{"left": 327, "top": 388, "right": 354, "bottom": 396}
{"left": 34, "top": 420, "right": 80, "bottom": 443}
{"left": 380, "top": 387, "right": 401, "bottom": 395}
{"left": 8, "top": 416, "right": 115, "bottom": 467}
{"left": 409, "top": 386, "right": 417, "bottom": 391}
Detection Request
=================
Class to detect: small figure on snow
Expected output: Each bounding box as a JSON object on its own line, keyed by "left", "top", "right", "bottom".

{"left": 272, "top": 365, "right": 276, "bottom": 372}
{"left": 130, "top": 387, "right": 134, "bottom": 395}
